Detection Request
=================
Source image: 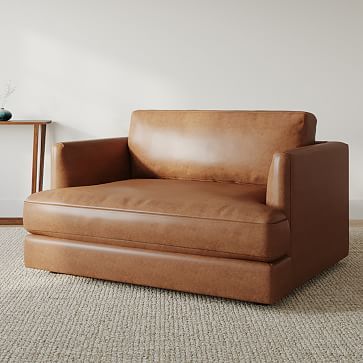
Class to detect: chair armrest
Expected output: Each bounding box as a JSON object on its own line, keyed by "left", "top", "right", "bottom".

{"left": 266, "top": 142, "right": 349, "bottom": 284}
{"left": 51, "top": 137, "right": 130, "bottom": 188}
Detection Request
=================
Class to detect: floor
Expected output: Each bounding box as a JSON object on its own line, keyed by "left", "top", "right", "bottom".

{"left": 0, "top": 226, "right": 362, "bottom": 362}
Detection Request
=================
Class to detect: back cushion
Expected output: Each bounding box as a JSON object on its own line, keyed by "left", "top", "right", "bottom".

{"left": 128, "top": 110, "right": 316, "bottom": 184}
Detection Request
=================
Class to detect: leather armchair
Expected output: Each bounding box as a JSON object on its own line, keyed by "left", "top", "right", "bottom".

{"left": 23, "top": 110, "right": 349, "bottom": 304}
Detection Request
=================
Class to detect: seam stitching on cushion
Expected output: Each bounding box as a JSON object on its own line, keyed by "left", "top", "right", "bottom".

{"left": 152, "top": 176, "right": 267, "bottom": 186}
{"left": 24, "top": 200, "right": 287, "bottom": 225}
{"left": 28, "top": 229, "right": 283, "bottom": 261}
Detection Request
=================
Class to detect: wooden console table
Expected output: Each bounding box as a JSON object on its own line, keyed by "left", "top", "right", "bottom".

{"left": 0, "top": 120, "right": 52, "bottom": 225}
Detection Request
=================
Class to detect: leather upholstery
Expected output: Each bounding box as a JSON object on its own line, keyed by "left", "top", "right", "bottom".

{"left": 266, "top": 141, "right": 349, "bottom": 285}
{"left": 24, "top": 179, "right": 289, "bottom": 262}
{"left": 129, "top": 110, "right": 316, "bottom": 184}
{"left": 24, "top": 234, "right": 293, "bottom": 304}
{"left": 52, "top": 137, "right": 130, "bottom": 188}
{"left": 23, "top": 110, "right": 349, "bottom": 304}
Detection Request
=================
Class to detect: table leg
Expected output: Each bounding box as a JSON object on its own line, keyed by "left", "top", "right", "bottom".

{"left": 31, "top": 124, "right": 39, "bottom": 194}
{"left": 38, "top": 124, "right": 47, "bottom": 192}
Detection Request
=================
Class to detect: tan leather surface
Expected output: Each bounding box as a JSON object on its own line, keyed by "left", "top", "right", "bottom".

{"left": 24, "top": 179, "right": 289, "bottom": 262}
{"left": 51, "top": 137, "right": 130, "bottom": 189}
{"left": 24, "top": 234, "right": 293, "bottom": 304}
{"left": 266, "top": 152, "right": 291, "bottom": 217}
{"left": 129, "top": 110, "right": 316, "bottom": 184}
{"left": 266, "top": 141, "right": 349, "bottom": 285}
{"left": 22, "top": 111, "right": 349, "bottom": 304}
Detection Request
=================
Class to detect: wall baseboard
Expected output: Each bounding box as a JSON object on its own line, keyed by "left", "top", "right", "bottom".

{"left": 0, "top": 218, "right": 23, "bottom": 225}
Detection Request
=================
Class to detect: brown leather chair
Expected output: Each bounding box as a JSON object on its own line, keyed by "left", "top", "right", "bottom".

{"left": 23, "top": 110, "right": 349, "bottom": 304}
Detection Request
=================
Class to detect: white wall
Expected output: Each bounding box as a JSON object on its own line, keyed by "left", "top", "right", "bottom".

{"left": 0, "top": 0, "right": 362, "bottom": 216}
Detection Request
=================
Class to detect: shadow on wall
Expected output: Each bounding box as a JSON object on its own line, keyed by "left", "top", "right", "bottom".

{"left": 50, "top": 122, "right": 96, "bottom": 144}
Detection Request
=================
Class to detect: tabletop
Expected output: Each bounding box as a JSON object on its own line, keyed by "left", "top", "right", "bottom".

{"left": 0, "top": 120, "right": 52, "bottom": 125}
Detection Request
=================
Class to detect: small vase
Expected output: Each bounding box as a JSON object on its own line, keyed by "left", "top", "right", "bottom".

{"left": 0, "top": 108, "right": 12, "bottom": 121}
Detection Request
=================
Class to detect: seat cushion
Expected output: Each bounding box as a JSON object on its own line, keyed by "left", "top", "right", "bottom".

{"left": 24, "top": 179, "right": 290, "bottom": 262}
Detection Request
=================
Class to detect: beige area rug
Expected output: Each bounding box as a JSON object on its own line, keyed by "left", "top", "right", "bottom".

{"left": 0, "top": 227, "right": 362, "bottom": 362}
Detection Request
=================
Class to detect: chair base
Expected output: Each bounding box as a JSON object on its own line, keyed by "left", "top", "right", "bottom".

{"left": 24, "top": 234, "right": 293, "bottom": 304}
